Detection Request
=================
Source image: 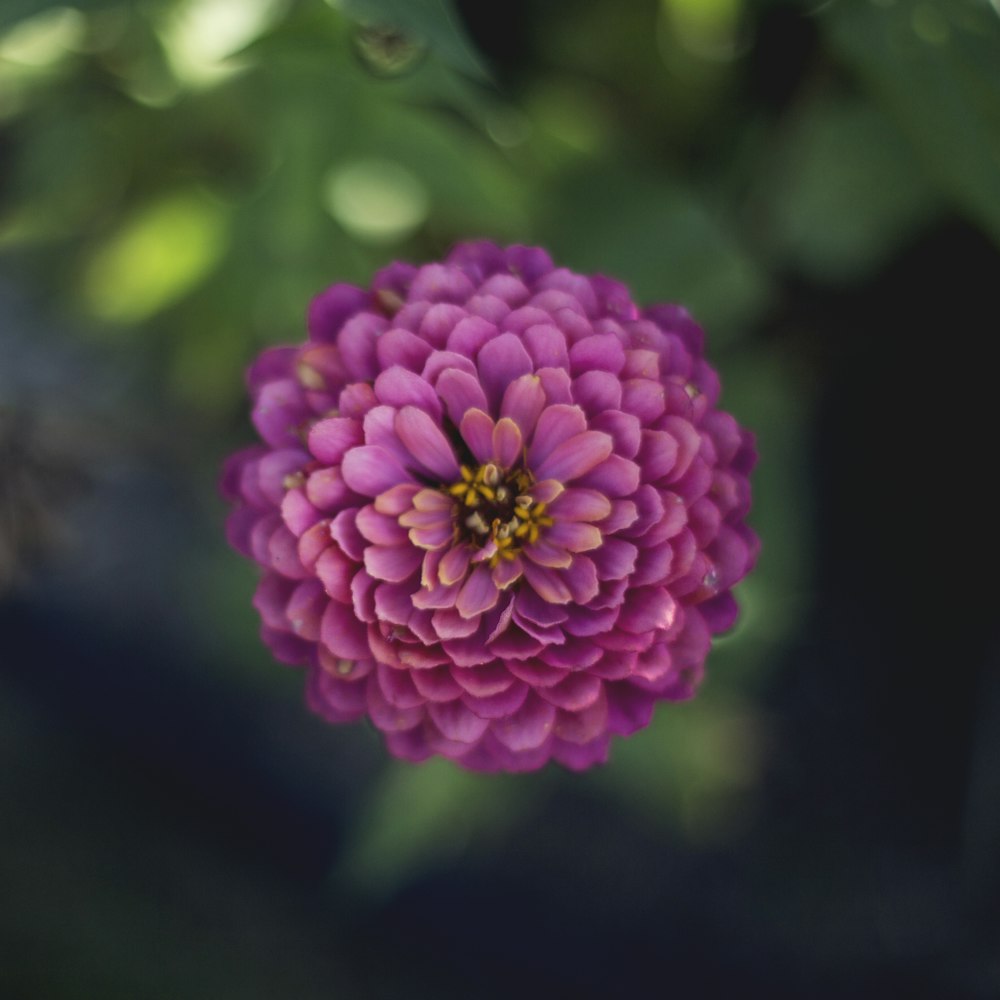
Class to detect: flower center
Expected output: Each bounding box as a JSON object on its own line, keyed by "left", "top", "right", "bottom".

{"left": 446, "top": 463, "right": 553, "bottom": 565}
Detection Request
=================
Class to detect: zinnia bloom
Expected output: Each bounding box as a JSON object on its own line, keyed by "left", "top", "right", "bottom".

{"left": 221, "top": 242, "right": 758, "bottom": 772}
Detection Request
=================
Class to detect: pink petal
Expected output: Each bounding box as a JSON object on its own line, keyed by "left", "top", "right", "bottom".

{"left": 341, "top": 446, "right": 409, "bottom": 496}
{"left": 590, "top": 538, "right": 638, "bottom": 580}
{"left": 492, "top": 555, "right": 523, "bottom": 589}
{"left": 477, "top": 332, "right": 533, "bottom": 412}
{"left": 337, "top": 312, "right": 387, "bottom": 381}
{"left": 375, "top": 328, "right": 432, "bottom": 372}
{"left": 451, "top": 663, "right": 514, "bottom": 697}
{"left": 536, "top": 431, "right": 613, "bottom": 483}
{"left": 439, "top": 545, "right": 472, "bottom": 586}
{"left": 308, "top": 283, "right": 369, "bottom": 343}
{"left": 526, "top": 404, "right": 587, "bottom": 468}
{"left": 576, "top": 455, "right": 641, "bottom": 497}
{"left": 539, "top": 672, "right": 602, "bottom": 711}
{"left": 522, "top": 561, "right": 573, "bottom": 604}
{"left": 308, "top": 417, "right": 363, "bottom": 465}
{"left": 492, "top": 417, "right": 522, "bottom": 469}
{"left": 436, "top": 367, "right": 490, "bottom": 427}
{"left": 459, "top": 408, "right": 495, "bottom": 464}
{"left": 374, "top": 482, "right": 421, "bottom": 515}
{"left": 544, "top": 521, "right": 602, "bottom": 552}
{"left": 411, "top": 666, "right": 463, "bottom": 702}
{"left": 394, "top": 406, "right": 460, "bottom": 480}
{"left": 315, "top": 545, "right": 354, "bottom": 602}
{"left": 549, "top": 488, "right": 611, "bottom": 522}
{"left": 492, "top": 692, "right": 556, "bottom": 751}
{"left": 523, "top": 323, "right": 570, "bottom": 368}
{"left": 429, "top": 700, "right": 490, "bottom": 744}
{"left": 462, "top": 681, "right": 529, "bottom": 720}
{"left": 376, "top": 661, "right": 424, "bottom": 709}
{"left": 617, "top": 586, "right": 678, "bottom": 634}
{"left": 638, "top": 429, "right": 680, "bottom": 482}
{"left": 456, "top": 563, "right": 499, "bottom": 619}
{"left": 572, "top": 370, "right": 622, "bottom": 414}
{"left": 432, "top": 608, "right": 480, "bottom": 639}
{"left": 363, "top": 544, "right": 422, "bottom": 582}
{"left": 320, "top": 599, "right": 370, "bottom": 660}
{"left": 374, "top": 365, "right": 441, "bottom": 418}
{"left": 523, "top": 540, "right": 573, "bottom": 568}
{"left": 500, "top": 374, "right": 546, "bottom": 438}
{"left": 355, "top": 504, "right": 408, "bottom": 546}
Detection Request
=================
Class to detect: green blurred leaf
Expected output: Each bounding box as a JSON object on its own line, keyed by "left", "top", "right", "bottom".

{"left": 764, "top": 95, "right": 941, "bottom": 283}
{"left": 823, "top": 0, "right": 1000, "bottom": 249}
{"left": 336, "top": 759, "right": 535, "bottom": 896}
{"left": 539, "top": 161, "right": 772, "bottom": 342}
{"left": 0, "top": 0, "right": 105, "bottom": 34}
{"left": 336, "top": 0, "right": 489, "bottom": 80}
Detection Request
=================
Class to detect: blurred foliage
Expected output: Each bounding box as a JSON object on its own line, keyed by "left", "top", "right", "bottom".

{"left": 1, "top": 0, "right": 999, "bottom": 906}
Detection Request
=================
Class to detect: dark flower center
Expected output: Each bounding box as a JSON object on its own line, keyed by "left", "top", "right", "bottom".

{"left": 446, "top": 463, "right": 552, "bottom": 565}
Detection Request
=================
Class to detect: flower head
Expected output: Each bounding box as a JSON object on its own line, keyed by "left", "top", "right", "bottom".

{"left": 221, "top": 242, "right": 758, "bottom": 772}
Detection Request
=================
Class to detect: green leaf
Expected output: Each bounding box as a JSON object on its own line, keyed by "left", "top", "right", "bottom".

{"left": 763, "top": 95, "right": 942, "bottom": 283}
{"left": 538, "top": 161, "right": 772, "bottom": 344}
{"left": 335, "top": 0, "right": 489, "bottom": 80}
{"left": 335, "top": 759, "right": 537, "bottom": 897}
{"left": 823, "top": 0, "right": 1000, "bottom": 249}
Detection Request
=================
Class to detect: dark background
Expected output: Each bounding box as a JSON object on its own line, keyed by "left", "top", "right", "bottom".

{"left": 2, "top": 0, "right": 998, "bottom": 996}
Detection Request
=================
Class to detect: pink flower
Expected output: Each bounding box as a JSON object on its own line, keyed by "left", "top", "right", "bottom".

{"left": 221, "top": 242, "right": 758, "bottom": 771}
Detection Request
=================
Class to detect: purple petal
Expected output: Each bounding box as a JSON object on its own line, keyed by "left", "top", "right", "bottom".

{"left": 523, "top": 540, "right": 573, "bottom": 568}
{"left": 572, "top": 370, "right": 622, "bottom": 414}
{"left": 549, "top": 488, "right": 611, "bottom": 522}
{"left": 492, "top": 692, "right": 556, "bottom": 751}
{"left": 621, "top": 378, "right": 667, "bottom": 422}
{"left": 492, "top": 555, "right": 523, "bottom": 589}
{"left": 451, "top": 663, "right": 514, "bottom": 697}
{"left": 364, "top": 544, "right": 422, "bottom": 582}
{"left": 429, "top": 700, "right": 490, "bottom": 744}
{"left": 590, "top": 538, "right": 638, "bottom": 580}
{"left": 459, "top": 408, "right": 495, "bottom": 465}
{"left": 544, "top": 521, "right": 602, "bottom": 552}
{"left": 373, "top": 366, "right": 441, "bottom": 419}
{"left": 576, "top": 455, "right": 641, "bottom": 497}
{"left": 376, "top": 661, "right": 424, "bottom": 709}
{"left": 514, "top": 586, "right": 569, "bottom": 627}
{"left": 394, "top": 406, "right": 460, "bottom": 480}
{"left": 320, "top": 599, "right": 371, "bottom": 660}
{"left": 366, "top": 675, "right": 424, "bottom": 732}
{"left": 526, "top": 404, "right": 587, "bottom": 468}
{"left": 330, "top": 509, "right": 366, "bottom": 561}
{"left": 617, "top": 586, "right": 678, "bottom": 634}
{"left": 569, "top": 334, "right": 626, "bottom": 375}
{"left": 337, "top": 312, "right": 387, "bottom": 380}
{"left": 536, "top": 431, "right": 613, "bottom": 483}
{"left": 375, "top": 328, "right": 433, "bottom": 372}
{"left": 446, "top": 316, "right": 498, "bottom": 357}
{"left": 341, "top": 446, "right": 409, "bottom": 496}
{"left": 638, "top": 429, "right": 680, "bottom": 482}
{"left": 307, "top": 283, "right": 368, "bottom": 343}
{"left": 590, "top": 410, "right": 641, "bottom": 459}
{"left": 308, "top": 417, "right": 363, "bottom": 465}
{"left": 281, "top": 488, "right": 321, "bottom": 537}
{"left": 409, "top": 263, "right": 475, "bottom": 303}
{"left": 523, "top": 323, "right": 570, "bottom": 369}
{"left": 477, "top": 332, "right": 534, "bottom": 414}
{"left": 374, "top": 482, "right": 421, "bottom": 515}
{"left": 492, "top": 417, "right": 522, "bottom": 469}
{"left": 456, "top": 563, "right": 499, "bottom": 619}
{"left": 355, "top": 505, "right": 408, "bottom": 546}
{"left": 500, "top": 374, "right": 545, "bottom": 437}
{"left": 411, "top": 666, "right": 463, "bottom": 702}
{"left": 539, "top": 672, "right": 602, "bottom": 711}
{"left": 436, "top": 368, "right": 489, "bottom": 427}
{"left": 439, "top": 545, "right": 472, "bottom": 586}
{"left": 432, "top": 608, "right": 480, "bottom": 639}
{"left": 522, "top": 561, "right": 573, "bottom": 604}
{"left": 462, "top": 681, "right": 529, "bottom": 720}
{"left": 315, "top": 545, "right": 354, "bottom": 602}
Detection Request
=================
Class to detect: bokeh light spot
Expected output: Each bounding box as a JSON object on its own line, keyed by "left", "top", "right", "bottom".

{"left": 323, "top": 159, "right": 429, "bottom": 245}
